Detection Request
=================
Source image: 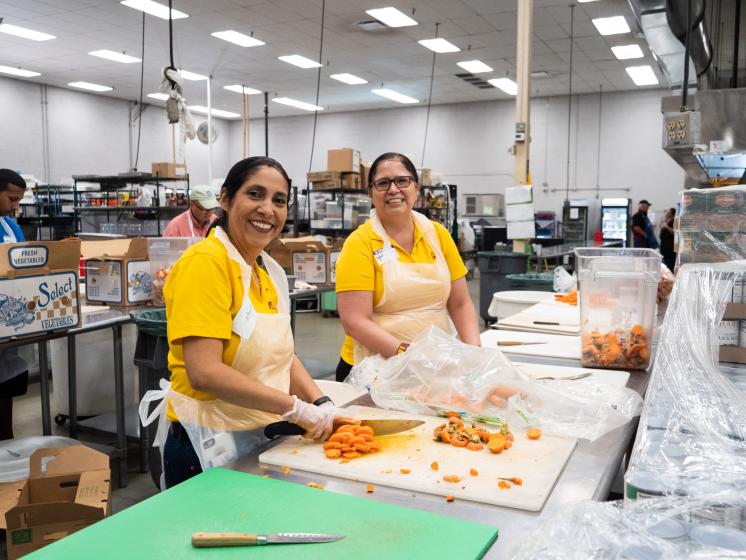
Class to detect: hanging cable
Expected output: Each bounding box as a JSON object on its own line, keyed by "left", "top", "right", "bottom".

{"left": 134, "top": 11, "right": 145, "bottom": 170}
{"left": 565, "top": 4, "right": 575, "bottom": 204}
{"left": 308, "top": 0, "right": 326, "bottom": 174}
{"left": 168, "top": 0, "right": 175, "bottom": 69}
{"left": 421, "top": 22, "right": 439, "bottom": 169}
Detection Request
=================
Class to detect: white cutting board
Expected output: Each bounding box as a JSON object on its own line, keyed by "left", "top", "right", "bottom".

{"left": 496, "top": 301, "right": 580, "bottom": 335}
{"left": 480, "top": 329, "right": 582, "bottom": 360}
{"left": 259, "top": 405, "right": 577, "bottom": 512}
{"left": 512, "top": 362, "right": 630, "bottom": 388}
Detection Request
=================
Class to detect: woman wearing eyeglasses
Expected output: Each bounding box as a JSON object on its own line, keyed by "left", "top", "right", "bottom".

{"left": 334, "top": 152, "right": 481, "bottom": 381}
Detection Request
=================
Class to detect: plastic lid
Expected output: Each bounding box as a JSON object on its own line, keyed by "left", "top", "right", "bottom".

{"left": 626, "top": 471, "right": 670, "bottom": 494}
{"left": 648, "top": 519, "right": 686, "bottom": 540}
{"left": 689, "top": 525, "right": 746, "bottom": 550}
{"left": 621, "top": 544, "right": 663, "bottom": 560}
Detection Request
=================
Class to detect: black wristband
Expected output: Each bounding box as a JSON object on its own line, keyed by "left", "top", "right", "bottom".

{"left": 313, "top": 395, "right": 333, "bottom": 407}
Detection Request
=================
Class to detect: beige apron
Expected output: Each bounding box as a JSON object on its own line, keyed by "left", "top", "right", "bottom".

{"left": 170, "top": 226, "right": 294, "bottom": 432}
{"left": 352, "top": 210, "right": 454, "bottom": 364}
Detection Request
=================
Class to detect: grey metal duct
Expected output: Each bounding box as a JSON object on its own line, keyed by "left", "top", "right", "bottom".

{"left": 665, "top": 0, "right": 715, "bottom": 89}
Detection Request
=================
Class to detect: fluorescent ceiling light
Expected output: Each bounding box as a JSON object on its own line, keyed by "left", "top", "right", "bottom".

{"left": 0, "top": 65, "right": 41, "bottom": 77}
{"left": 189, "top": 105, "right": 240, "bottom": 118}
{"left": 120, "top": 0, "right": 188, "bottom": 20}
{"left": 592, "top": 16, "right": 630, "bottom": 36}
{"left": 89, "top": 50, "right": 141, "bottom": 63}
{"left": 68, "top": 81, "right": 113, "bottom": 92}
{"left": 418, "top": 38, "right": 460, "bottom": 53}
{"left": 371, "top": 88, "right": 418, "bottom": 104}
{"left": 272, "top": 97, "right": 324, "bottom": 111}
{"left": 365, "top": 7, "right": 418, "bottom": 27}
{"left": 0, "top": 23, "right": 55, "bottom": 41}
{"left": 147, "top": 92, "right": 169, "bottom": 101}
{"left": 278, "top": 55, "right": 322, "bottom": 69}
{"left": 488, "top": 78, "right": 518, "bottom": 95}
{"left": 625, "top": 65, "right": 658, "bottom": 86}
{"left": 611, "top": 44, "right": 644, "bottom": 60}
{"left": 211, "top": 30, "right": 264, "bottom": 47}
{"left": 224, "top": 84, "right": 262, "bottom": 95}
{"left": 330, "top": 73, "right": 368, "bottom": 85}
{"left": 178, "top": 69, "right": 207, "bottom": 81}
{"left": 457, "top": 60, "right": 493, "bottom": 73}
{"left": 531, "top": 70, "right": 550, "bottom": 78}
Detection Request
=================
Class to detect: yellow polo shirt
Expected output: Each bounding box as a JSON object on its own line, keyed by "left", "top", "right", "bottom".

{"left": 335, "top": 219, "right": 467, "bottom": 364}
{"left": 164, "top": 230, "right": 278, "bottom": 422}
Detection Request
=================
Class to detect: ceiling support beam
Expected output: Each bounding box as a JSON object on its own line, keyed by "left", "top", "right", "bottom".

{"left": 514, "top": 0, "right": 533, "bottom": 186}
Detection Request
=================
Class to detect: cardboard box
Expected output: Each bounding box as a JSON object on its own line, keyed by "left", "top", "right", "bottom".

{"left": 327, "top": 148, "right": 360, "bottom": 174}
{"left": 151, "top": 162, "right": 187, "bottom": 178}
{"left": 341, "top": 172, "right": 361, "bottom": 190}
{"left": 0, "top": 240, "right": 81, "bottom": 341}
{"left": 417, "top": 168, "right": 432, "bottom": 186}
{"left": 307, "top": 171, "right": 362, "bottom": 191}
{"left": 360, "top": 162, "right": 371, "bottom": 189}
{"left": 82, "top": 238, "right": 152, "bottom": 306}
{"left": 266, "top": 236, "right": 343, "bottom": 285}
{"left": 0, "top": 446, "right": 111, "bottom": 560}
{"left": 720, "top": 303, "right": 746, "bottom": 364}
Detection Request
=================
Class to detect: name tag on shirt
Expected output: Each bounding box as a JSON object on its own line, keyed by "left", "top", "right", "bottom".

{"left": 373, "top": 247, "right": 398, "bottom": 265}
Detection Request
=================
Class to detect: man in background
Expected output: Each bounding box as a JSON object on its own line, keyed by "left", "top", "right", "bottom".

{"left": 631, "top": 199, "right": 659, "bottom": 249}
{"left": 0, "top": 169, "right": 29, "bottom": 439}
{"left": 163, "top": 187, "right": 218, "bottom": 237}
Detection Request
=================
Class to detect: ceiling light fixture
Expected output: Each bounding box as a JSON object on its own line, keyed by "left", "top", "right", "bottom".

{"left": 178, "top": 69, "right": 207, "bottom": 81}
{"left": 457, "top": 60, "right": 493, "bottom": 73}
{"left": 189, "top": 105, "right": 240, "bottom": 118}
{"left": 120, "top": 0, "right": 188, "bottom": 20}
{"left": 330, "top": 73, "right": 368, "bottom": 85}
{"left": 625, "top": 65, "right": 659, "bottom": 86}
{"left": 531, "top": 70, "right": 550, "bottom": 78}
{"left": 488, "top": 78, "right": 518, "bottom": 95}
{"left": 0, "top": 23, "right": 55, "bottom": 41}
{"left": 611, "top": 44, "right": 644, "bottom": 60}
{"left": 418, "top": 38, "right": 460, "bottom": 53}
{"left": 147, "top": 92, "right": 169, "bottom": 101}
{"left": 211, "top": 30, "right": 264, "bottom": 47}
{"left": 224, "top": 84, "right": 262, "bottom": 95}
{"left": 371, "top": 88, "right": 418, "bottom": 104}
{"left": 592, "top": 16, "right": 631, "bottom": 36}
{"left": 0, "top": 65, "right": 41, "bottom": 77}
{"left": 365, "top": 7, "right": 418, "bottom": 27}
{"left": 68, "top": 81, "right": 113, "bottom": 92}
{"left": 278, "top": 55, "right": 322, "bottom": 68}
{"left": 272, "top": 97, "right": 324, "bottom": 111}
{"left": 89, "top": 50, "right": 141, "bottom": 63}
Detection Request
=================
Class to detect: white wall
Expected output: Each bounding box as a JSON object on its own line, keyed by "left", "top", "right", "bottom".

{"left": 2, "top": 74, "right": 684, "bottom": 228}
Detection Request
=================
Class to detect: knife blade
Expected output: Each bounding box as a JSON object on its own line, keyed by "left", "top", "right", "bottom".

{"left": 192, "top": 532, "right": 344, "bottom": 547}
{"left": 497, "top": 341, "right": 548, "bottom": 346}
{"left": 264, "top": 418, "right": 424, "bottom": 439}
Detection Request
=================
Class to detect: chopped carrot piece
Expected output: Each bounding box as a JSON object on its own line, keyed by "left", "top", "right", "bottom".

{"left": 527, "top": 428, "right": 542, "bottom": 440}
{"left": 443, "top": 474, "right": 462, "bottom": 483}
{"left": 470, "top": 468, "right": 478, "bottom": 476}
{"left": 261, "top": 474, "right": 269, "bottom": 478}
{"left": 400, "top": 468, "right": 411, "bottom": 475}
{"left": 431, "top": 461, "right": 439, "bottom": 471}
{"left": 498, "top": 477, "right": 523, "bottom": 485}
{"left": 466, "top": 442, "right": 483, "bottom": 451}
{"left": 325, "top": 449, "right": 342, "bottom": 459}
{"left": 340, "top": 458, "right": 350, "bottom": 464}
{"left": 446, "top": 495, "right": 455, "bottom": 502}
{"left": 307, "top": 482, "right": 325, "bottom": 489}
{"left": 259, "top": 465, "right": 269, "bottom": 470}
{"left": 366, "top": 484, "right": 374, "bottom": 493}
{"left": 498, "top": 480, "right": 512, "bottom": 489}
{"left": 343, "top": 451, "right": 361, "bottom": 459}
{"left": 281, "top": 466, "right": 291, "bottom": 474}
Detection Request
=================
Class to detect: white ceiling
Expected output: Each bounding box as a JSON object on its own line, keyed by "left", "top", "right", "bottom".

{"left": 0, "top": 0, "right": 667, "bottom": 119}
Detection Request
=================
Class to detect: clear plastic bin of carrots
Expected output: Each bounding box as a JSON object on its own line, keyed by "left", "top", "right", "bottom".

{"left": 574, "top": 248, "right": 661, "bottom": 370}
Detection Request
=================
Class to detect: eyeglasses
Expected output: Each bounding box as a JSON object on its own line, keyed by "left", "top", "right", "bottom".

{"left": 369, "top": 175, "right": 416, "bottom": 192}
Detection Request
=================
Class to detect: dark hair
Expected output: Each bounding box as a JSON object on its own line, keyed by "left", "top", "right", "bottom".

{"left": 368, "top": 153, "right": 418, "bottom": 187}
{"left": 214, "top": 156, "right": 291, "bottom": 232}
{"left": 0, "top": 169, "right": 26, "bottom": 192}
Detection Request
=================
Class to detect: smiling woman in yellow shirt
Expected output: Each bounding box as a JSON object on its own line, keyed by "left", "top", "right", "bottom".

{"left": 335, "top": 152, "right": 480, "bottom": 381}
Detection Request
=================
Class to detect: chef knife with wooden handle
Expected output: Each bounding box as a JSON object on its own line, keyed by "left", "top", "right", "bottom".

{"left": 192, "top": 532, "right": 344, "bottom": 547}
{"left": 264, "top": 418, "right": 424, "bottom": 439}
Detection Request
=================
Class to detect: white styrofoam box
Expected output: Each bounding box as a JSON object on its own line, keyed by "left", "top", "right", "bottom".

{"left": 507, "top": 220, "right": 536, "bottom": 239}
{"left": 506, "top": 202, "right": 535, "bottom": 222}
{"left": 505, "top": 185, "right": 533, "bottom": 205}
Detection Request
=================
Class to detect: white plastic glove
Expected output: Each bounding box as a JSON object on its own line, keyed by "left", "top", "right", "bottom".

{"left": 282, "top": 396, "right": 354, "bottom": 440}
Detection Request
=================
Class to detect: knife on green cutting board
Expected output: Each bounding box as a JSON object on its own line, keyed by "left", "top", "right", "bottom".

{"left": 264, "top": 418, "right": 425, "bottom": 439}
{"left": 192, "top": 532, "right": 344, "bottom": 547}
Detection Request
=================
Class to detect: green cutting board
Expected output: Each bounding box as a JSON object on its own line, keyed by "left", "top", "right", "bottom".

{"left": 28, "top": 468, "right": 498, "bottom": 559}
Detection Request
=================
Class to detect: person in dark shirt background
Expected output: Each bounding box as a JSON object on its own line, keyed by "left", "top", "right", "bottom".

{"left": 659, "top": 207, "right": 676, "bottom": 271}
{"left": 631, "top": 200, "right": 659, "bottom": 249}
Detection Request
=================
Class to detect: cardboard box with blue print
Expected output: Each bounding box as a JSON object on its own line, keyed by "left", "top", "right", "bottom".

{"left": 0, "top": 239, "right": 81, "bottom": 342}
{"left": 0, "top": 445, "right": 111, "bottom": 560}
{"left": 266, "top": 237, "right": 345, "bottom": 286}
{"left": 82, "top": 238, "right": 152, "bottom": 306}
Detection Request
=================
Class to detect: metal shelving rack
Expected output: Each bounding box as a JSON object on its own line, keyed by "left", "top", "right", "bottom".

{"left": 72, "top": 173, "right": 191, "bottom": 237}
{"left": 17, "top": 184, "right": 76, "bottom": 240}
{"left": 306, "top": 187, "right": 370, "bottom": 237}
{"left": 414, "top": 184, "right": 458, "bottom": 241}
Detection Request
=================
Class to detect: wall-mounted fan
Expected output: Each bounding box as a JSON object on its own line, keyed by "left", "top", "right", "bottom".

{"left": 197, "top": 122, "right": 219, "bottom": 144}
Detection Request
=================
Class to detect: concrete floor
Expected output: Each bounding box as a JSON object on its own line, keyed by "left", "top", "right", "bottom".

{"left": 6, "top": 276, "right": 483, "bottom": 519}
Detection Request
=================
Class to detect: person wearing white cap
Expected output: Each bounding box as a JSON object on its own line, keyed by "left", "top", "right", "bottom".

{"left": 163, "top": 186, "right": 219, "bottom": 237}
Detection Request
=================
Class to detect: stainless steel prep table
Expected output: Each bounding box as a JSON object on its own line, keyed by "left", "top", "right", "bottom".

{"left": 229, "top": 355, "right": 649, "bottom": 558}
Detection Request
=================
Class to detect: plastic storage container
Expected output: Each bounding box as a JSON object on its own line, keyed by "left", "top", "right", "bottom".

{"left": 147, "top": 237, "right": 200, "bottom": 306}
{"left": 506, "top": 272, "right": 555, "bottom": 291}
{"left": 575, "top": 247, "right": 661, "bottom": 370}
{"left": 477, "top": 251, "right": 528, "bottom": 324}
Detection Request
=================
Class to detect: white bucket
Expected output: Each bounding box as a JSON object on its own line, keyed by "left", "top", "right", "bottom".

{"left": 487, "top": 290, "right": 553, "bottom": 321}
